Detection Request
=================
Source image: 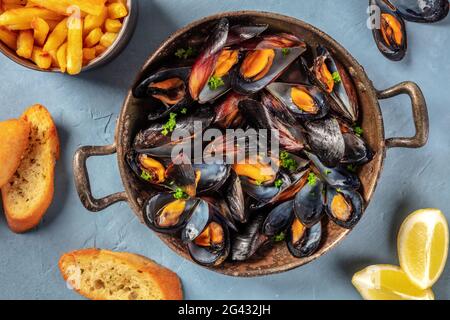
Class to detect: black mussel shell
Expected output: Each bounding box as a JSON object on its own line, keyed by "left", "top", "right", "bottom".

{"left": 231, "top": 214, "right": 270, "bottom": 261}
{"left": 126, "top": 151, "right": 166, "bottom": 185}
{"left": 287, "top": 218, "right": 322, "bottom": 258}
{"left": 260, "top": 89, "right": 297, "bottom": 125}
{"left": 225, "top": 24, "right": 269, "bottom": 46}
{"left": 165, "top": 153, "right": 197, "bottom": 197}
{"left": 187, "top": 217, "right": 230, "bottom": 267}
{"left": 294, "top": 178, "right": 325, "bottom": 227}
{"left": 370, "top": 0, "right": 407, "bottom": 61}
{"left": 214, "top": 92, "right": 247, "bottom": 129}
{"left": 182, "top": 199, "right": 211, "bottom": 242}
{"left": 303, "top": 117, "right": 345, "bottom": 168}
{"left": 266, "top": 83, "right": 329, "bottom": 121}
{"left": 240, "top": 172, "right": 291, "bottom": 205}
{"left": 225, "top": 171, "right": 247, "bottom": 223}
{"left": 313, "top": 46, "right": 359, "bottom": 122}
{"left": 194, "top": 163, "right": 231, "bottom": 194}
{"left": 325, "top": 187, "right": 363, "bottom": 229}
{"left": 390, "top": 0, "right": 449, "bottom": 23}
{"left": 133, "top": 105, "right": 215, "bottom": 151}
{"left": 341, "top": 132, "right": 374, "bottom": 165}
{"left": 305, "top": 151, "right": 361, "bottom": 190}
{"left": 202, "top": 197, "right": 238, "bottom": 232}
{"left": 143, "top": 193, "right": 198, "bottom": 234}
{"left": 262, "top": 201, "right": 295, "bottom": 237}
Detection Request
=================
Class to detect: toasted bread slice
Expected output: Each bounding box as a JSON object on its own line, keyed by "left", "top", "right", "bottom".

{"left": 59, "top": 249, "right": 183, "bottom": 300}
{"left": 1, "top": 105, "right": 59, "bottom": 233}
{"left": 0, "top": 119, "right": 30, "bottom": 188}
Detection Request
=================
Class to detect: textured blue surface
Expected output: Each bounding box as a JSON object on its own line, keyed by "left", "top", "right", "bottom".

{"left": 0, "top": 0, "right": 449, "bottom": 300}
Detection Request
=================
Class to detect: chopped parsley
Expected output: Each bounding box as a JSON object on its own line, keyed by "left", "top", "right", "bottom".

{"left": 281, "top": 48, "right": 291, "bottom": 56}
{"left": 307, "top": 172, "right": 317, "bottom": 186}
{"left": 354, "top": 126, "right": 363, "bottom": 137}
{"left": 161, "top": 112, "right": 177, "bottom": 136}
{"left": 274, "top": 232, "right": 286, "bottom": 242}
{"left": 280, "top": 151, "right": 298, "bottom": 172}
{"left": 332, "top": 71, "right": 341, "bottom": 84}
{"left": 336, "top": 188, "right": 343, "bottom": 193}
{"left": 255, "top": 180, "right": 263, "bottom": 186}
{"left": 173, "top": 187, "right": 188, "bottom": 200}
{"left": 140, "top": 170, "right": 152, "bottom": 182}
{"left": 347, "top": 164, "right": 357, "bottom": 173}
{"left": 208, "top": 75, "right": 225, "bottom": 90}
{"left": 180, "top": 108, "right": 188, "bottom": 114}
{"left": 175, "top": 47, "right": 196, "bottom": 59}
{"left": 274, "top": 179, "right": 283, "bottom": 188}
{"left": 325, "top": 169, "right": 332, "bottom": 175}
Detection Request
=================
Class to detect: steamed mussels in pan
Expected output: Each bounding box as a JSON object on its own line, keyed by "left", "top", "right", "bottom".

{"left": 369, "top": 0, "right": 448, "bottom": 61}
{"left": 130, "top": 19, "right": 373, "bottom": 267}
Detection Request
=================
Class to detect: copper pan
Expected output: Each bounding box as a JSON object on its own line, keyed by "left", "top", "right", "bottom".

{"left": 73, "top": 11, "right": 429, "bottom": 277}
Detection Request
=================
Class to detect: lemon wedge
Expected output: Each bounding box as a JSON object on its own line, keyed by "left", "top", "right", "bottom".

{"left": 352, "top": 265, "right": 434, "bottom": 300}
{"left": 398, "top": 209, "right": 449, "bottom": 289}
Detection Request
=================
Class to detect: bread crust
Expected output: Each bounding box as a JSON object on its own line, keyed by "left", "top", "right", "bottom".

{"left": 59, "top": 249, "right": 183, "bottom": 300}
{"left": 1, "top": 104, "right": 60, "bottom": 233}
{"left": 0, "top": 119, "right": 30, "bottom": 188}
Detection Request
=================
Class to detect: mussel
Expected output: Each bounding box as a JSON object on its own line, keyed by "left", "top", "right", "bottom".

{"left": 225, "top": 24, "right": 269, "bottom": 46}
{"left": 388, "top": 0, "right": 449, "bottom": 23}
{"left": 341, "top": 131, "right": 374, "bottom": 165}
{"left": 303, "top": 117, "right": 345, "bottom": 168}
{"left": 294, "top": 174, "right": 325, "bottom": 227}
{"left": 182, "top": 199, "right": 211, "bottom": 242}
{"left": 213, "top": 92, "right": 247, "bottom": 129}
{"left": 187, "top": 217, "right": 230, "bottom": 267}
{"left": 266, "top": 83, "right": 329, "bottom": 121}
{"left": 143, "top": 193, "right": 198, "bottom": 234}
{"left": 287, "top": 218, "right": 322, "bottom": 258}
{"left": 225, "top": 171, "right": 247, "bottom": 223}
{"left": 370, "top": 0, "right": 407, "bottom": 61}
{"left": 232, "top": 34, "right": 307, "bottom": 94}
{"left": 262, "top": 201, "right": 295, "bottom": 237}
{"left": 311, "top": 46, "right": 359, "bottom": 123}
{"left": 133, "top": 67, "right": 193, "bottom": 120}
{"left": 193, "top": 163, "right": 231, "bottom": 194}
{"left": 325, "top": 187, "right": 363, "bottom": 229}
{"left": 231, "top": 214, "right": 270, "bottom": 261}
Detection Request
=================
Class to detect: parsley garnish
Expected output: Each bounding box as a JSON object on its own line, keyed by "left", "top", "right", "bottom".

{"left": 274, "top": 232, "right": 286, "bottom": 242}
{"left": 180, "top": 108, "right": 187, "bottom": 114}
{"left": 173, "top": 187, "right": 188, "bottom": 200}
{"left": 332, "top": 71, "right": 341, "bottom": 84}
{"left": 281, "top": 48, "right": 291, "bottom": 56}
{"left": 175, "top": 47, "right": 196, "bottom": 59}
{"left": 325, "top": 169, "right": 332, "bottom": 175}
{"left": 161, "top": 113, "right": 177, "bottom": 136}
{"left": 255, "top": 180, "right": 263, "bottom": 186}
{"left": 307, "top": 172, "right": 317, "bottom": 186}
{"left": 274, "top": 179, "right": 283, "bottom": 188}
{"left": 347, "top": 164, "right": 357, "bottom": 173}
{"left": 208, "top": 75, "right": 225, "bottom": 90}
{"left": 354, "top": 126, "right": 363, "bottom": 137}
{"left": 280, "top": 151, "right": 298, "bottom": 172}
{"left": 140, "top": 170, "right": 152, "bottom": 182}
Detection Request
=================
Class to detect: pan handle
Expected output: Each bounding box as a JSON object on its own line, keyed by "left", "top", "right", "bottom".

{"left": 73, "top": 143, "right": 128, "bottom": 212}
{"left": 377, "top": 81, "right": 429, "bottom": 149}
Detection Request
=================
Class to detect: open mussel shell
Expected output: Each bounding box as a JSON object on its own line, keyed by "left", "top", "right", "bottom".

{"left": 287, "top": 218, "right": 322, "bottom": 258}
{"left": 143, "top": 193, "right": 198, "bottom": 234}
{"left": 294, "top": 178, "right": 325, "bottom": 227}
{"left": 262, "top": 201, "right": 295, "bottom": 237}
{"left": 312, "top": 46, "right": 359, "bottom": 123}
{"left": 370, "top": 0, "right": 407, "bottom": 61}
{"left": 133, "top": 105, "right": 215, "bottom": 151}
{"left": 341, "top": 132, "right": 374, "bottom": 165}
{"left": 194, "top": 163, "right": 231, "bottom": 194}
{"left": 325, "top": 187, "right": 363, "bottom": 229}
{"left": 303, "top": 117, "right": 346, "bottom": 168}
{"left": 231, "top": 214, "right": 270, "bottom": 261}
{"left": 133, "top": 67, "right": 193, "bottom": 120}
{"left": 389, "top": 0, "right": 449, "bottom": 23}
{"left": 187, "top": 216, "right": 231, "bottom": 267}
{"left": 305, "top": 151, "right": 361, "bottom": 190}
{"left": 182, "top": 199, "right": 211, "bottom": 242}
{"left": 189, "top": 18, "right": 230, "bottom": 102}
{"left": 202, "top": 196, "right": 238, "bottom": 232}
{"left": 225, "top": 171, "right": 247, "bottom": 223}
{"left": 126, "top": 151, "right": 167, "bottom": 186}
{"left": 266, "top": 83, "right": 329, "bottom": 121}
{"left": 214, "top": 92, "right": 247, "bottom": 129}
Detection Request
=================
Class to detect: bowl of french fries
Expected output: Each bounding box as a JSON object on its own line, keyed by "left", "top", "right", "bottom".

{"left": 0, "top": 0, "right": 137, "bottom": 75}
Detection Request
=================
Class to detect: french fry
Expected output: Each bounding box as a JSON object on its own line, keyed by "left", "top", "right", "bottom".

{"left": 47, "top": 49, "right": 59, "bottom": 67}
{"left": 99, "top": 31, "right": 116, "bottom": 48}
{"left": 107, "top": 2, "right": 127, "bottom": 19}
{"left": 0, "top": 8, "right": 62, "bottom": 26}
{"left": 0, "top": 26, "right": 17, "bottom": 49}
{"left": 31, "top": 17, "right": 49, "bottom": 46}
{"left": 5, "top": 22, "right": 29, "bottom": 30}
{"left": 69, "top": 0, "right": 107, "bottom": 16}
{"left": 43, "top": 18, "right": 67, "bottom": 52}
{"left": 84, "top": 27, "right": 102, "bottom": 47}
{"left": 83, "top": 46, "right": 95, "bottom": 61}
{"left": 56, "top": 42, "right": 67, "bottom": 73}
{"left": 83, "top": 6, "right": 106, "bottom": 33}
{"left": 16, "top": 29, "right": 33, "bottom": 58}
{"left": 66, "top": 14, "right": 83, "bottom": 75}
{"left": 28, "top": 0, "right": 71, "bottom": 16}
{"left": 94, "top": 44, "right": 106, "bottom": 55}
{"left": 31, "top": 47, "right": 52, "bottom": 69}
{"left": 104, "top": 18, "right": 121, "bottom": 33}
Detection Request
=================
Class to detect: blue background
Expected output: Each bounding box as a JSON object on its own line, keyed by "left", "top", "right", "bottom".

{"left": 0, "top": 0, "right": 449, "bottom": 300}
